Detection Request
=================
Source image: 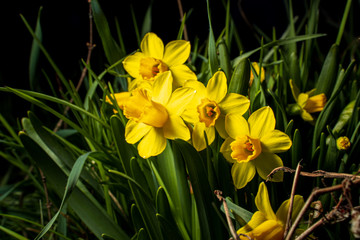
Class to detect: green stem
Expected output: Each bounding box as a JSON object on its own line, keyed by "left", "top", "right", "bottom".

{"left": 336, "top": 0, "right": 352, "bottom": 46}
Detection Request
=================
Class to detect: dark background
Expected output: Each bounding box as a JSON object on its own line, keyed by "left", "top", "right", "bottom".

{"left": 0, "top": 0, "right": 357, "bottom": 123}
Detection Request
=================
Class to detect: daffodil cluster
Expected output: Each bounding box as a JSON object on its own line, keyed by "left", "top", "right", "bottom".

{"left": 107, "top": 32, "right": 293, "bottom": 190}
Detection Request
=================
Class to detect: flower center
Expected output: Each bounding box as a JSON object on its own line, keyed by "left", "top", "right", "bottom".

{"left": 122, "top": 88, "right": 169, "bottom": 128}
{"left": 139, "top": 57, "right": 169, "bottom": 81}
{"left": 230, "top": 135, "right": 261, "bottom": 162}
{"left": 197, "top": 98, "right": 220, "bottom": 127}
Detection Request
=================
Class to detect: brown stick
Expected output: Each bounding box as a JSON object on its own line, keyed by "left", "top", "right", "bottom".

{"left": 53, "top": 0, "right": 95, "bottom": 132}
{"left": 176, "top": 0, "right": 189, "bottom": 42}
{"left": 39, "top": 168, "right": 52, "bottom": 221}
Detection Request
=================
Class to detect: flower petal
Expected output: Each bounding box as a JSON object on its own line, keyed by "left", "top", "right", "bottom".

{"left": 163, "top": 116, "right": 190, "bottom": 141}
{"left": 225, "top": 113, "right": 249, "bottom": 139}
{"left": 219, "top": 93, "right": 250, "bottom": 115}
{"left": 170, "top": 65, "right": 197, "bottom": 88}
{"left": 192, "top": 122, "right": 215, "bottom": 151}
{"left": 247, "top": 219, "right": 284, "bottom": 240}
{"left": 237, "top": 211, "right": 267, "bottom": 235}
{"left": 289, "top": 79, "right": 300, "bottom": 102}
{"left": 215, "top": 114, "right": 228, "bottom": 139}
{"left": 276, "top": 195, "right": 305, "bottom": 224}
{"left": 255, "top": 182, "right": 277, "bottom": 220}
{"left": 301, "top": 110, "right": 314, "bottom": 122}
{"left": 261, "top": 130, "right": 292, "bottom": 153}
{"left": 166, "top": 87, "right": 196, "bottom": 116}
{"left": 125, "top": 120, "right": 152, "bottom": 144}
{"left": 122, "top": 52, "right": 145, "bottom": 78}
{"left": 220, "top": 137, "right": 236, "bottom": 163}
{"left": 206, "top": 71, "right": 227, "bottom": 103}
{"left": 248, "top": 106, "right": 275, "bottom": 138}
{"left": 231, "top": 161, "right": 256, "bottom": 189}
{"left": 152, "top": 71, "right": 172, "bottom": 105}
{"left": 138, "top": 127, "right": 166, "bottom": 158}
{"left": 163, "top": 40, "right": 190, "bottom": 67}
{"left": 140, "top": 32, "right": 164, "bottom": 59}
{"left": 254, "top": 152, "right": 284, "bottom": 182}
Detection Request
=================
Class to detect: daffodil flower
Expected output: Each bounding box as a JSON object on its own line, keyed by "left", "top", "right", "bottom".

{"left": 289, "top": 79, "right": 327, "bottom": 123}
{"left": 220, "top": 107, "right": 292, "bottom": 189}
{"left": 237, "top": 182, "right": 304, "bottom": 240}
{"left": 123, "top": 32, "right": 196, "bottom": 90}
{"left": 108, "top": 71, "right": 195, "bottom": 158}
{"left": 182, "top": 71, "right": 250, "bottom": 151}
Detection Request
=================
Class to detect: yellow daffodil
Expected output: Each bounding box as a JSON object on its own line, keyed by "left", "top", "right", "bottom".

{"left": 220, "top": 107, "right": 292, "bottom": 189}
{"left": 123, "top": 32, "right": 196, "bottom": 90}
{"left": 336, "top": 136, "right": 351, "bottom": 151}
{"left": 249, "top": 62, "right": 265, "bottom": 87}
{"left": 108, "top": 71, "right": 195, "bottom": 158}
{"left": 289, "top": 79, "right": 327, "bottom": 123}
{"left": 182, "top": 71, "right": 250, "bottom": 151}
{"left": 237, "top": 182, "right": 304, "bottom": 240}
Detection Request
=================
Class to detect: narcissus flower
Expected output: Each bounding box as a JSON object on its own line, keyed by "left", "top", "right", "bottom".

{"left": 108, "top": 71, "right": 195, "bottom": 158}
{"left": 123, "top": 32, "right": 196, "bottom": 90}
{"left": 337, "top": 136, "right": 351, "bottom": 151}
{"left": 289, "top": 79, "right": 327, "bottom": 123}
{"left": 220, "top": 107, "right": 292, "bottom": 189}
{"left": 249, "top": 62, "right": 265, "bottom": 87}
{"left": 182, "top": 71, "right": 250, "bottom": 151}
{"left": 237, "top": 182, "right": 304, "bottom": 240}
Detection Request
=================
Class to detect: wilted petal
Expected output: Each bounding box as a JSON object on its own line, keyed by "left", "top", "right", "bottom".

{"left": 255, "top": 182, "right": 277, "bottom": 220}
{"left": 289, "top": 79, "right": 300, "bottom": 101}
{"left": 163, "top": 116, "right": 190, "bottom": 141}
{"left": 125, "top": 120, "right": 152, "bottom": 144}
{"left": 163, "top": 40, "right": 190, "bottom": 67}
{"left": 140, "top": 32, "right": 164, "bottom": 59}
{"left": 248, "top": 107, "right": 275, "bottom": 138}
{"left": 254, "top": 152, "right": 283, "bottom": 182}
{"left": 231, "top": 161, "right": 256, "bottom": 189}
{"left": 206, "top": 71, "right": 227, "bottom": 103}
{"left": 138, "top": 127, "right": 166, "bottom": 158}
{"left": 261, "top": 130, "right": 292, "bottom": 153}
{"left": 225, "top": 113, "right": 249, "bottom": 139}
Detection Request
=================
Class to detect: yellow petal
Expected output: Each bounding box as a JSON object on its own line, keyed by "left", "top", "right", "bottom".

{"left": 151, "top": 71, "right": 172, "bottom": 105}
{"left": 301, "top": 110, "right": 314, "bottom": 122}
{"left": 106, "top": 92, "right": 131, "bottom": 108}
{"left": 237, "top": 211, "right": 267, "bottom": 235}
{"left": 231, "top": 161, "right": 256, "bottom": 189}
{"left": 276, "top": 195, "right": 305, "bottom": 224}
{"left": 247, "top": 219, "right": 284, "bottom": 240}
{"left": 218, "top": 93, "right": 250, "bottom": 115}
{"left": 206, "top": 71, "right": 227, "bottom": 102}
{"left": 184, "top": 80, "right": 207, "bottom": 100}
{"left": 225, "top": 113, "right": 249, "bottom": 139}
{"left": 170, "top": 65, "right": 197, "bottom": 88}
{"left": 163, "top": 40, "right": 190, "bottom": 67}
{"left": 166, "top": 87, "right": 196, "bottom": 116}
{"left": 297, "top": 93, "right": 309, "bottom": 109}
{"left": 122, "top": 52, "right": 145, "bottom": 78}
{"left": 220, "top": 137, "right": 236, "bottom": 163}
{"left": 289, "top": 79, "right": 300, "bottom": 102}
{"left": 181, "top": 108, "right": 199, "bottom": 123}
{"left": 192, "top": 122, "right": 215, "bottom": 151}
{"left": 137, "top": 127, "right": 166, "bottom": 158}
{"left": 214, "top": 114, "right": 228, "bottom": 139}
{"left": 248, "top": 106, "right": 275, "bottom": 138}
{"left": 163, "top": 116, "right": 190, "bottom": 141}
{"left": 255, "top": 182, "right": 277, "bottom": 220}
{"left": 261, "top": 130, "right": 292, "bottom": 153}
{"left": 304, "top": 93, "right": 327, "bottom": 113}
{"left": 140, "top": 32, "right": 164, "bottom": 59}
{"left": 254, "top": 152, "right": 284, "bottom": 182}
{"left": 125, "top": 120, "right": 152, "bottom": 144}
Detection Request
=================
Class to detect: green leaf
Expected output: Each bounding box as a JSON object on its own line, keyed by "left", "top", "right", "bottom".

{"left": 0, "top": 225, "right": 29, "bottom": 240}
{"left": 156, "top": 214, "right": 183, "bottom": 240}
{"left": 223, "top": 197, "right": 253, "bottom": 223}
{"left": 206, "top": 0, "right": 219, "bottom": 75}
{"left": 218, "top": 40, "right": 232, "bottom": 80}
{"left": 29, "top": 7, "right": 42, "bottom": 92}
{"left": 291, "top": 129, "right": 302, "bottom": 169}
{"left": 228, "top": 58, "right": 250, "bottom": 96}
{"left": 141, "top": 2, "right": 152, "bottom": 37}
{"left": 173, "top": 140, "right": 224, "bottom": 240}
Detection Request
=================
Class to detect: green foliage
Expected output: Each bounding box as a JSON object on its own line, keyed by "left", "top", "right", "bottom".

{"left": 1, "top": 0, "right": 359, "bottom": 239}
